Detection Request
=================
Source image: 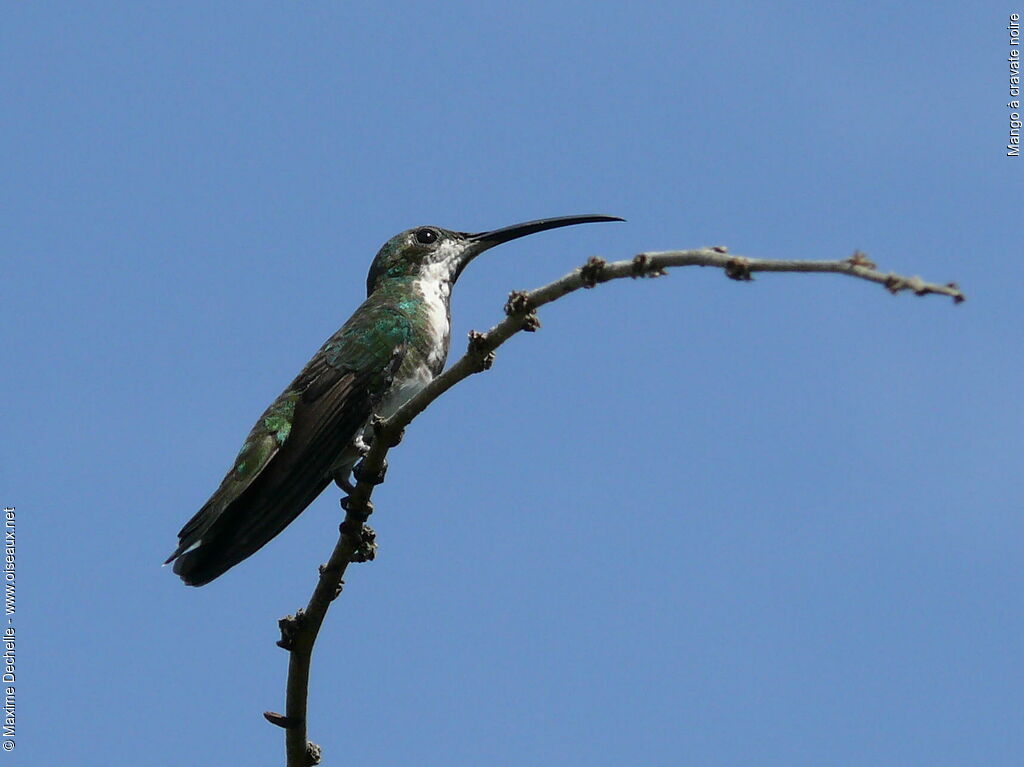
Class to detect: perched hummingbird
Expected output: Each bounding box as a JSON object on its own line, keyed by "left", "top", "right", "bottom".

{"left": 166, "top": 215, "right": 623, "bottom": 585}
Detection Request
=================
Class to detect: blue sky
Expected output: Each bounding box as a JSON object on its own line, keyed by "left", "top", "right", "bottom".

{"left": 4, "top": 2, "right": 1020, "bottom": 765}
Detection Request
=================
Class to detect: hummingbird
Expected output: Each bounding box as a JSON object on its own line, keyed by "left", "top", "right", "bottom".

{"left": 166, "top": 214, "right": 623, "bottom": 585}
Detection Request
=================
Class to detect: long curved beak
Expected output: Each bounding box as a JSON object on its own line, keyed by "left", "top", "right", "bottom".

{"left": 455, "top": 214, "right": 624, "bottom": 277}
{"left": 467, "top": 214, "right": 624, "bottom": 247}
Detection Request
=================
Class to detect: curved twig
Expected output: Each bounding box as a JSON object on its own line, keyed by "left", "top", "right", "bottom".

{"left": 270, "top": 247, "right": 964, "bottom": 765}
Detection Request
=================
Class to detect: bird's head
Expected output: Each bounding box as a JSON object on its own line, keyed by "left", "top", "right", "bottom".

{"left": 365, "top": 215, "right": 624, "bottom": 296}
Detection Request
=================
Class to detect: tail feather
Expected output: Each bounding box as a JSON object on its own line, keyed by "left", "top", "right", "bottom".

{"left": 167, "top": 457, "right": 336, "bottom": 586}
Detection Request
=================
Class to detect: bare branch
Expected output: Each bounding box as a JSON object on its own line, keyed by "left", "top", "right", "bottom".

{"left": 273, "top": 246, "right": 963, "bottom": 764}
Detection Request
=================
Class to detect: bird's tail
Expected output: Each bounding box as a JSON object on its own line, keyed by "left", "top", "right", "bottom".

{"left": 164, "top": 471, "right": 331, "bottom": 586}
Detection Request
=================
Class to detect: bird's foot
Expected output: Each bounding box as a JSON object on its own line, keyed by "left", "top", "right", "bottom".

{"left": 369, "top": 415, "right": 405, "bottom": 447}
{"left": 353, "top": 456, "right": 388, "bottom": 486}
{"left": 353, "top": 433, "right": 371, "bottom": 456}
{"left": 333, "top": 470, "right": 356, "bottom": 494}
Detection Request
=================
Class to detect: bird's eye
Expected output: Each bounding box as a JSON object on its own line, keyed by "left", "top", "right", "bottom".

{"left": 415, "top": 228, "right": 438, "bottom": 245}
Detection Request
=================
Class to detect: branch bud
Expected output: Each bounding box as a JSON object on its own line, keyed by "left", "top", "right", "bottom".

{"left": 580, "top": 256, "right": 607, "bottom": 287}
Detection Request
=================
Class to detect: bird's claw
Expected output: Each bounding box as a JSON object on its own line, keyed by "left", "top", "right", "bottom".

{"left": 333, "top": 470, "right": 356, "bottom": 494}
{"left": 353, "top": 433, "right": 371, "bottom": 456}
{"left": 353, "top": 457, "right": 388, "bottom": 486}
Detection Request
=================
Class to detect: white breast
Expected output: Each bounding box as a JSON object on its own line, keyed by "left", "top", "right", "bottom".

{"left": 373, "top": 259, "right": 453, "bottom": 419}
{"left": 414, "top": 259, "right": 453, "bottom": 368}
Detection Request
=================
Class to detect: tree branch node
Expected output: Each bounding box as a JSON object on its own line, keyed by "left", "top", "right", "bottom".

{"left": 504, "top": 290, "right": 535, "bottom": 315}
{"left": 304, "top": 741, "right": 322, "bottom": 766}
{"left": 504, "top": 291, "right": 541, "bottom": 330}
{"left": 339, "top": 496, "right": 374, "bottom": 520}
{"left": 467, "top": 330, "right": 495, "bottom": 371}
{"left": 847, "top": 250, "right": 877, "bottom": 269}
{"left": 348, "top": 524, "right": 377, "bottom": 563}
{"left": 276, "top": 610, "right": 305, "bottom": 651}
{"left": 724, "top": 257, "right": 754, "bottom": 281}
{"left": 580, "top": 256, "right": 607, "bottom": 287}
{"left": 630, "top": 253, "right": 667, "bottom": 278}
{"left": 467, "top": 329, "right": 489, "bottom": 353}
{"left": 883, "top": 273, "right": 903, "bottom": 293}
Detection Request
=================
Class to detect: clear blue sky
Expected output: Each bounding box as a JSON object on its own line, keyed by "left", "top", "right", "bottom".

{"left": 5, "top": 2, "right": 1020, "bottom": 765}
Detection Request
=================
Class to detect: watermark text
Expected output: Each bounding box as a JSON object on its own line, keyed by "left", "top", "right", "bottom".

{"left": 1009, "top": 13, "right": 1021, "bottom": 156}
{"left": 2, "top": 507, "right": 14, "bottom": 752}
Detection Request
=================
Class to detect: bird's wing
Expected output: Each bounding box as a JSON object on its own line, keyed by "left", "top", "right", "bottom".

{"left": 167, "top": 304, "right": 411, "bottom": 585}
